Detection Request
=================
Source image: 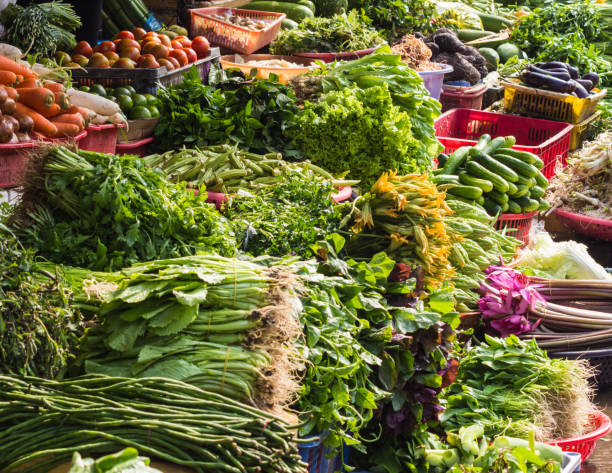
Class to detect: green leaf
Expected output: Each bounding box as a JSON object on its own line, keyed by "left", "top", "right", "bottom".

{"left": 148, "top": 304, "right": 198, "bottom": 336}
{"left": 172, "top": 286, "right": 208, "bottom": 306}
{"left": 140, "top": 358, "right": 202, "bottom": 380}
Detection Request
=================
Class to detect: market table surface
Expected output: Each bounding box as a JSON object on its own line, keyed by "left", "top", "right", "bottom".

{"left": 583, "top": 388, "right": 612, "bottom": 472}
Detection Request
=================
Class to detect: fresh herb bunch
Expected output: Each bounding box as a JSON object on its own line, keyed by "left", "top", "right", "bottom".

{"left": 511, "top": 2, "right": 611, "bottom": 85}
{"left": 154, "top": 67, "right": 301, "bottom": 158}
{"left": 225, "top": 170, "right": 343, "bottom": 257}
{"left": 348, "top": 0, "right": 442, "bottom": 41}
{"left": 270, "top": 11, "right": 385, "bottom": 54}
{"left": 0, "top": 225, "right": 83, "bottom": 379}
{"left": 291, "top": 84, "right": 420, "bottom": 187}
{"left": 13, "top": 146, "right": 236, "bottom": 271}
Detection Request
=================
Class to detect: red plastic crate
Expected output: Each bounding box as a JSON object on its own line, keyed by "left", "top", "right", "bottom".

{"left": 0, "top": 141, "right": 35, "bottom": 188}
{"left": 80, "top": 124, "right": 124, "bottom": 154}
{"left": 546, "top": 411, "right": 612, "bottom": 462}
{"left": 190, "top": 8, "right": 285, "bottom": 54}
{"left": 434, "top": 109, "right": 573, "bottom": 179}
{"left": 440, "top": 83, "right": 488, "bottom": 112}
{"left": 115, "top": 137, "right": 153, "bottom": 157}
{"left": 494, "top": 211, "right": 538, "bottom": 246}
{"left": 554, "top": 209, "right": 612, "bottom": 242}
{"left": 40, "top": 130, "right": 88, "bottom": 145}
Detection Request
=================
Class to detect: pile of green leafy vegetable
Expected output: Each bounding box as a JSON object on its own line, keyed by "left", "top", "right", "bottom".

{"left": 225, "top": 170, "right": 344, "bottom": 257}
{"left": 12, "top": 146, "right": 236, "bottom": 271}
{"left": 270, "top": 11, "right": 385, "bottom": 54}
{"left": 1, "top": 2, "right": 81, "bottom": 55}
{"left": 511, "top": 1, "right": 611, "bottom": 85}
{"left": 290, "top": 235, "right": 458, "bottom": 463}
{"left": 440, "top": 335, "right": 596, "bottom": 442}
{"left": 348, "top": 0, "right": 443, "bottom": 41}
{"left": 153, "top": 67, "right": 301, "bottom": 158}
{"left": 0, "top": 225, "right": 83, "bottom": 379}
{"left": 291, "top": 47, "right": 443, "bottom": 172}
{"left": 290, "top": 84, "right": 419, "bottom": 187}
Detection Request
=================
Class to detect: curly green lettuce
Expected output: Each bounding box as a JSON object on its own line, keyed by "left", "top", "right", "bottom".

{"left": 290, "top": 84, "right": 421, "bottom": 187}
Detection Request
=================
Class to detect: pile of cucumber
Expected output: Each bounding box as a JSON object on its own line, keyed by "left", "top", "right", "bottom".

{"left": 434, "top": 135, "right": 550, "bottom": 216}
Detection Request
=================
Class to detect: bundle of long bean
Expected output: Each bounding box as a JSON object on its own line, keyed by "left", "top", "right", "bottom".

{"left": 76, "top": 254, "right": 301, "bottom": 413}
{"left": 342, "top": 171, "right": 454, "bottom": 287}
{"left": 0, "top": 375, "right": 307, "bottom": 473}
{"left": 143, "top": 145, "right": 356, "bottom": 194}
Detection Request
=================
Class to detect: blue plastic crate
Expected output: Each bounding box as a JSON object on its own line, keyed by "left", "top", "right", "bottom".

{"left": 298, "top": 433, "right": 350, "bottom": 473}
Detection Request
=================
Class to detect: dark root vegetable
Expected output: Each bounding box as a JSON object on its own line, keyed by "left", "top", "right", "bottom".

{"left": 425, "top": 42, "right": 439, "bottom": 56}
{"left": 5, "top": 115, "right": 19, "bottom": 133}
{"left": 0, "top": 116, "right": 14, "bottom": 143}
{"left": 15, "top": 112, "right": 34, "bottom": 133}
{"left": 16, "top": 132, "right": 30, "bottom": 142}
{"left": 1, "top": 97, "right": 16, "bottom": 115}
{"left": 446, "top": 53, "right": 481, "bottom": 85}
{"left": 434, "top": 33, "right": 466, "bottom": 53}
{"left": 0, "top": 87, "right": 8, "bottom": 104}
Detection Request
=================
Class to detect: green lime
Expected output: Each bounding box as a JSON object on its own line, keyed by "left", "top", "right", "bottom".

{"left": 125, "top": 85, "right": 136, "bottom": 95}
{"left": 132, "top": 94, "right": 148, "bottom": 108}
{"left": 79, "top": 85, "right": 90, "bottom": 92}
{"left": 108, "top": 95, "right": 117, "bottom": 103}
{"left": 90, "top": 84, "right": 107, "bottom": 96}
{"left": 129, "top": 106, "right": 152, "bottom": 120}
{"left": 118, "top": 95, "right": 134, "bottom": 113}
{"left": 143, "top": 93, "right": 158, "bottom": 107}
{"left": 148, "top": 105, "right": 160, "bottom": 117}
{"left": 114, "top": 86, "right": 132, "bottom": 98}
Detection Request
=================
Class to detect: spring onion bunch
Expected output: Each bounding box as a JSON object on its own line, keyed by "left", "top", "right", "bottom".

{"left": 0, "top": 375, "right": 307, "bottom": 473}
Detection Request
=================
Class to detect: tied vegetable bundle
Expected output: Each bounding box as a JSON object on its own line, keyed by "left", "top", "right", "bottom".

{"left": 291, "top": 46, "right": 443, "bottom": 174}
{"left": 75, "top": 254, "right": 301, "bottom": 414}
{"left": 10, "top": 145, "right": 236, "bottom": 271}
{"left": 0, "top": 375, "right": 307, "bottom": 473}
{"left": 441, "top": 335, "right": 596, "bottom": 442}
{"left": 0, "top": 227, "right": 84, "bottom": 379}
{"left": 342, "top": 171, "right": 454, "bottom": 287}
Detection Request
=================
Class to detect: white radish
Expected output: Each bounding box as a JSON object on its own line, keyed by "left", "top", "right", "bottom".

{"left": 66, "top": 89, "right": 121, "bottom": 116}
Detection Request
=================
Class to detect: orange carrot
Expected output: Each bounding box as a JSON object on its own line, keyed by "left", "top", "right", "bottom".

{"left": 38, "top": 103, "right": 61, "bottom": 118}
{"left": 3, "top": 87, "right": 18, "bottom": 100}
{"left": 0, "top": 56, "right": 38, "bottom": 79}
{"left": 0, "top": 70, "right": 17, "bottom": 85}
{"left": 53, "top": 91, "right": 70, "bottom": 110}
{"left": 52, "top": 122, "right": 80, "bottom": 137}
{"left": 17, "top": 87, "right": 55, "bottom": 112}
{"left": 15, "top": 78, "right": 41, "bottom": 89}
{"left": 52, "top": 113, "right": 84, "bottom": 131}
{"left": 15, "top": 102, "right": 57, "bottom": 137}
{"left": 43, "top": 82, "right": 65, "bottom": 93}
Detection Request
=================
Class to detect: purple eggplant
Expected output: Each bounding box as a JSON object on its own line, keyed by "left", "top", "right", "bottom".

{"left": 522, "top": 71, "right": 575, "bottom": 93}
{"left": 571, "top": 80, "right": 589, "bottom": 98}
{"left": 527, "top": 65, "right": 571, "bottom": 81}
{"left": 536, "top": 61, "right": 570, "bottom": 70}
{"left": 576, "top": 78, "right": 594, "bottom": 92}
{"left": 566, "top": 65, "right": 579, "bottom": 79}
{"left": 582, "top": 72, "right": 599, "bottom": 87}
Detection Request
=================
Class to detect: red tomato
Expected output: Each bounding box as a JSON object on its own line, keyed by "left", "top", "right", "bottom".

{"left": 168, "top": 48, "right": 188, "bottom": 67}
{"left": 94, "top": 40, "right": 116, "bottom": 54}
{"left": 170, "top": 39, "right": 183, "bottom": 50}
{"left": 191, "top": 36, "right": 210, "bottom": 59}
{"left": 133, "top": 28, "right": 147, "bottom": 41}
{"left": 74, "top": 41, "right": 93, "bottom": 58}
{"left": 115, "top": 30, "right": 135, "bottom": 40}
{"left": 182, "top": 47, "right": 197, "bottom": 63}
{"left": 137, "top": 54, "right": 160, "bottom": 69}
{"left": 177, "top": 38, "right": 192, "bottom": 48}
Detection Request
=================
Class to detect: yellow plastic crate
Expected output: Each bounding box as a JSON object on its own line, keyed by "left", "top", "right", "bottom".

{"left": 502, "top": 79, "right": 607, "bottom": 124}
{"left": 570, "top": 110, "right": 602, "bottom": 150}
